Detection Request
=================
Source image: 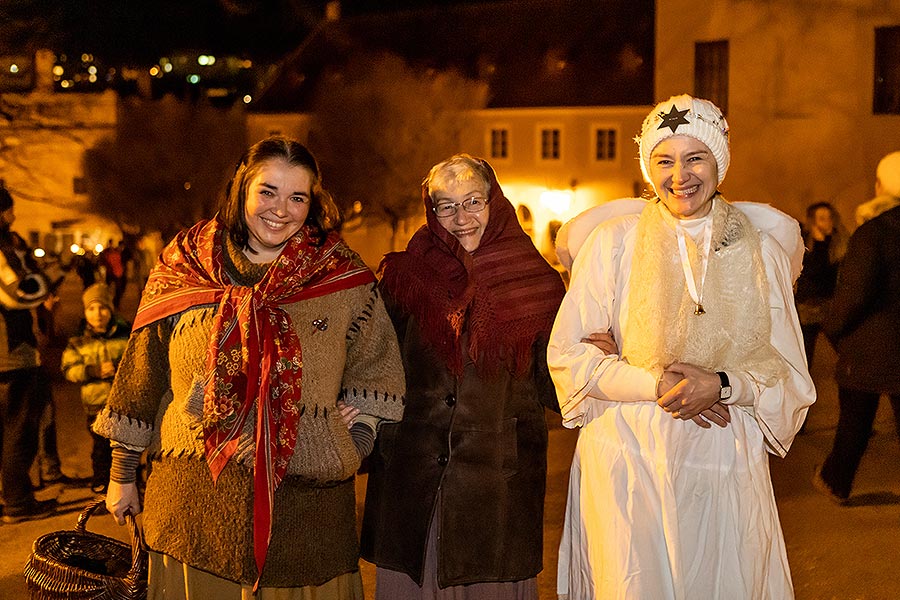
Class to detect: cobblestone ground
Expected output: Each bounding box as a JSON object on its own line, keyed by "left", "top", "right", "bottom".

{"left": 1, "top": 271, "right": 898, "bottom": 599}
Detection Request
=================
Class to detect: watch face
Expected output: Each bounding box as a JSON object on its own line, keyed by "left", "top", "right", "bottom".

{"left": 720, "top": 385, "right": 733, "bottom": 400}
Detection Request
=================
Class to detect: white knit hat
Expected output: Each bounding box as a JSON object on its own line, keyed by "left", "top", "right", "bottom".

{"left": 876, "top": 151, "right": 900, "bottom": 198}
{"left": 637, "top": 94, "right": 730, "bottom": 185}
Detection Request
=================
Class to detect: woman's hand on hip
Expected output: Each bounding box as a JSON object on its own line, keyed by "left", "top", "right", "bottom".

{"left": 657, "top": 362, "right": 722, "bottom": 423}
{"left": 337, "top": 401, "right": 359, "bottom": 430}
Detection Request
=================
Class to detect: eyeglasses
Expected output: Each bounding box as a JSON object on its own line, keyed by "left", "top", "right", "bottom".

{"left": 433, "top": 196, "right": 489, "bottom": 218}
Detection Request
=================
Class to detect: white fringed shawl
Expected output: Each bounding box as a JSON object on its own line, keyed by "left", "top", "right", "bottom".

{"left": 621, "top": 196, "right": 787, "bottom": 385}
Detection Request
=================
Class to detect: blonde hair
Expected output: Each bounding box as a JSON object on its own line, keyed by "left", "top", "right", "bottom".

{"left": 424, "top": 154, "right": 491, "bottom": 201}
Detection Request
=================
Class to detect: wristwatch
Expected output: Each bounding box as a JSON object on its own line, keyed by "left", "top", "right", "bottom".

{"left": 716, "top": 371, "right": 732, "bottom": 401}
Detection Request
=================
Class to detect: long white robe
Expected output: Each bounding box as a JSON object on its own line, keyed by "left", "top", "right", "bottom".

{"left": 548, "top": 201, "right": 816, "bottom": 600}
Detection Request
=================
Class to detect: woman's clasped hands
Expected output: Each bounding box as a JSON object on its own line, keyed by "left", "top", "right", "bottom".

{"left": 657, "top": 363, "right": 730, "bottom": 429}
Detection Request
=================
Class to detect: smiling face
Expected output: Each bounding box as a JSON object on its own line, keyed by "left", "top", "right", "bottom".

{"left": 432, "top": 181, "right": 490, "bottom": 252}
{"left": 242, "top": 159, "right": 313, "bottom": 263}
{"left": 648, "top": 135, "right": 719, "bottom": 220}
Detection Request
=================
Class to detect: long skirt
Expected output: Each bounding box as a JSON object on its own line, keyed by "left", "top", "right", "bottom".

{"left": 375, "top": 507, "right": 538, "bottom": 600}
{"left": 148, "top": 551, "right": 364, "bottom": 600}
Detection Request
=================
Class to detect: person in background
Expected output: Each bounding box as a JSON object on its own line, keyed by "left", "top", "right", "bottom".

{"left": 362, "top": 154, "right": 565, "bottom": 599}
{"left": 548, "top": 95, "right": 814, "bottom": 599}
{"left": 0, "top": 185, "right": 57, "bottom": 523}
{"left": 794, "top": 201, "right": 847, "bottom": 368}
{"left": 61, "top": 283, "right": 131, "bottom": 495}
{"left": 95, "top": 136, "right": 405, "bottom": 598}
{"left": 813, "top": 151, "right": 900, "bottom": 505}
{"left": 99, "top": 240, "right": 126, "bottom": 310}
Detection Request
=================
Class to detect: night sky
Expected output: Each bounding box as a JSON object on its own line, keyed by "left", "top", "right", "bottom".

{"left": 0, "top": 0, "right": 511, "bottom": 64}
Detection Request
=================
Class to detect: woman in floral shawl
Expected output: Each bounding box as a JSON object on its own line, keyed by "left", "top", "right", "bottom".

{"left": 96, "top": 136, "right": 405, "bottom": 599}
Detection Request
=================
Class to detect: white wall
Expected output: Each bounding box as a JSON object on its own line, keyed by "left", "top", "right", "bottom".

{"left": 657, "top": 0, "right": 900, "bottom": 227}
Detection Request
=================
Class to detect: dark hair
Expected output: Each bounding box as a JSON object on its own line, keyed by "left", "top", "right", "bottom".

{"left": 805, "top": 201, "right": 836, "bottom": 221}
{"left": 220, "top": 136, "right": 342, "bottom": 249}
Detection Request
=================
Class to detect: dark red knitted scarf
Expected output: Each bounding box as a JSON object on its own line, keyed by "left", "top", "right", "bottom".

{"left": 379, "top": 160, "right": 565, "bottom": 376}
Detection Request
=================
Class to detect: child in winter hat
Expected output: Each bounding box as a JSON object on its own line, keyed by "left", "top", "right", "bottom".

{"left": 62, "top": 281, "right": 132, "bottom": 494}
{"left": 637, "top": 94, "right": 731, "bottom": 185}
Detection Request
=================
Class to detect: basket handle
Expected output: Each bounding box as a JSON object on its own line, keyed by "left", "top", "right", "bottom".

{"left": 76, "top": 498, "right": 147, "bottom": 589}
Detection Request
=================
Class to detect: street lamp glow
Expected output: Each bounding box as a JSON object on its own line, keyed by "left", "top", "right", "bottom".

{"left": 33, "top": 248, "right": 45, "bottom": 258}
{"left": 242, "top": 95, "right": 252, "bottom": 104}
{"left": 52, "top": 65, "right": 64, "bottom": 76}
{"left": 539, "top": 190, "right": 572, "bottom": 215}
{"left": 163, "top": 63, "right": 173, "bottom": 73}
{"left": 149, "top": 66, "right": 160, "bottom": 76}
{"left": 187, "top": 74, "right": 200, "bottom": 84}
{"left": 70, "top": 243, "right": 81, "bottom": 254}
{"left": 94, "top": 243, "right": 103, "bottom": 254}
{"left": 9, "top": 64, "right": 18, "bottom": 74}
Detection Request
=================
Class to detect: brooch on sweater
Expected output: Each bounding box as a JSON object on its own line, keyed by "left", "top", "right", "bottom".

{"left": 312, "top": 317, "right": 329, "bottom": 333}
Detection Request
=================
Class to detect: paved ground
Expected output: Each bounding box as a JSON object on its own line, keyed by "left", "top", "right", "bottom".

{"left": 1, "top": 270, "right": 898, "bottom": 599}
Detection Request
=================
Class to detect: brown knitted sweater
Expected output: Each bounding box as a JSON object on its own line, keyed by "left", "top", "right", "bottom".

{"left": 93, "top": 238, "right": 405, "bottom": 586}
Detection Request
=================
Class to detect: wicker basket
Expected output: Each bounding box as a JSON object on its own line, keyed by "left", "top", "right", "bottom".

{"left": 23, "top": 499, "right": 147, "bottom": 600}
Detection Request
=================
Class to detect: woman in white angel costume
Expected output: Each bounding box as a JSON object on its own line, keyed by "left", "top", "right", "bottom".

{"left": 548, "top": 94, "right": 816, "bottom": 600}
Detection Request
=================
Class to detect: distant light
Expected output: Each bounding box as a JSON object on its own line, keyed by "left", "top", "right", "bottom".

{"left": 9, "top": 64, "right": 18, "bottom": 74}
{"left": 163, "top": 63, "right": 173, "bottom": 73}
{"left": 52, "top": 65, "right": 64, "bottom": 76}
{"left": 539, "top": 190, "right": 572, "bottom": 215}
{"left": 94, "top": 243, "right": 103, "bottom": 254}
{"left": 183, "top": 181, "right": 191, "bottom": 190}
{"left": 70, "top": 243, "right": 81, "bottom": 254}
{"left": 60, "top": 80, "right": 72, "bottom": 88}
{"left": 352, "top": 201, "right": 363, "bottom": 213}
{"left": 241, "top": 59, "right": 253, "bottom": 69}
{"left": 87, "top": 65, "right": 97, "bottom": 75}
{"left": 198, "top": 55, "right": 216, "bottom": 66}
{"left": 33, "top": 248, "right": 45, "bottom": 258}
{"left": 242, "top": 95, "right": 252, "bottom": 104}
{"left": 149, "top": 66, "right": 160, "bottom": 76}
{"left": 81, "top": 53, "right": 93, "bottom": 63}
{"left": 88, "top": 74, "right": 97, "bottom": 83}
{"left": 187, "top": 74, "right": 200, "bottom": 84}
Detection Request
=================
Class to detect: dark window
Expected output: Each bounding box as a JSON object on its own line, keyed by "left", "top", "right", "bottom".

{"left": 875, "top": 26, "right": 900, "bottom": 114}
{"left": 695, "top": 40, "right": 729, "bottom": 114}
{"left": 490, "top": 128, "right": 508, "bottom": 159}
{"left": 541, "top": 128, "right": 561, "bottom": 160}
{"left": 595, "top": 128, "right": 617, "bottom": 161}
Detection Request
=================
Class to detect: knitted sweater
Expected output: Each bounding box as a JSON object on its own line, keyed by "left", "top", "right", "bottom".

{"left": 93, "top": 241, "right": 405, "bottom": 586}
{"left": 61, "top": 316, "right": 131, "bottom": 415}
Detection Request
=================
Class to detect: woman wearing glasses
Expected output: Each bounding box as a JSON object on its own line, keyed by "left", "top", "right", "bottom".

{"left": 361, "top": 154, "right": 566, "bottom": 599}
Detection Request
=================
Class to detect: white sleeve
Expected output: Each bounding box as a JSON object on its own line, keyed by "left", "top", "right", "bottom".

{"left": 734, "top": 235, "right": 816, "bottom": 456}
{"left": 548, "top": 220, "right": 657, "bottom": 429}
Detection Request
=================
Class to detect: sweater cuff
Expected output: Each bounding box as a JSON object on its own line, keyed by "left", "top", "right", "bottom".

{"left": 350, "top": 422, "right": 376, "bottom": 459}
{"left": 110, "top": 446, "right": 142, "bottom": 484}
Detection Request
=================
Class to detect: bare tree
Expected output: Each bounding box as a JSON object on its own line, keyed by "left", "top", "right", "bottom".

{"left": 83, "top": 96, "right": 247, "bottom": 240}
{"left": 309, "top": 51, "right": 487, "bottom": 249}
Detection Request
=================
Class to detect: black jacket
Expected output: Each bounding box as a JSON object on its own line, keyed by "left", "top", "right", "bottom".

{"left": 824, "top": 205, "right": 900, "bottom": 393}
{"left": 361, "top": 290, "right": 559, "bottom": 587}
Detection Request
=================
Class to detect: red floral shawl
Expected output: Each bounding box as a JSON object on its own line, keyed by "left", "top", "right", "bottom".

{"left": 378, "top": 160, "right": 565, "bottom": 376}
{"left": 134, "top": 217, "right": 374, "bottom": 586}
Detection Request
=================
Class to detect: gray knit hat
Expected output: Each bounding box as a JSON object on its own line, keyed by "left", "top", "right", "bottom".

{"left": 637, "top": 94, "right": 730, "bottom": 184}
{"left": 82, "top": 282, "right": 113, "bottom": 310}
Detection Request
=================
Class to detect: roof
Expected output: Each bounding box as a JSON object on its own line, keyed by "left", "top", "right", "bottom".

{"left": 252, "top": 0, "right": 654, "bottom": 112}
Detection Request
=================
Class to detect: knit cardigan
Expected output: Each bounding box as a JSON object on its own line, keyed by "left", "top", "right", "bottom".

{"left": 93, "top": 243, "right": 405, "bottom": 587}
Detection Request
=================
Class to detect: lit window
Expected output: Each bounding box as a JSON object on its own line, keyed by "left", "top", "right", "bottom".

{"left": 540, "top": 128, "right": 561, "bottom": 160}
{"left": 490, "top": 128, "right": 508, "bottom": 159}
{"left": 595, "top": 128, "right": 617, "bottom": 161}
